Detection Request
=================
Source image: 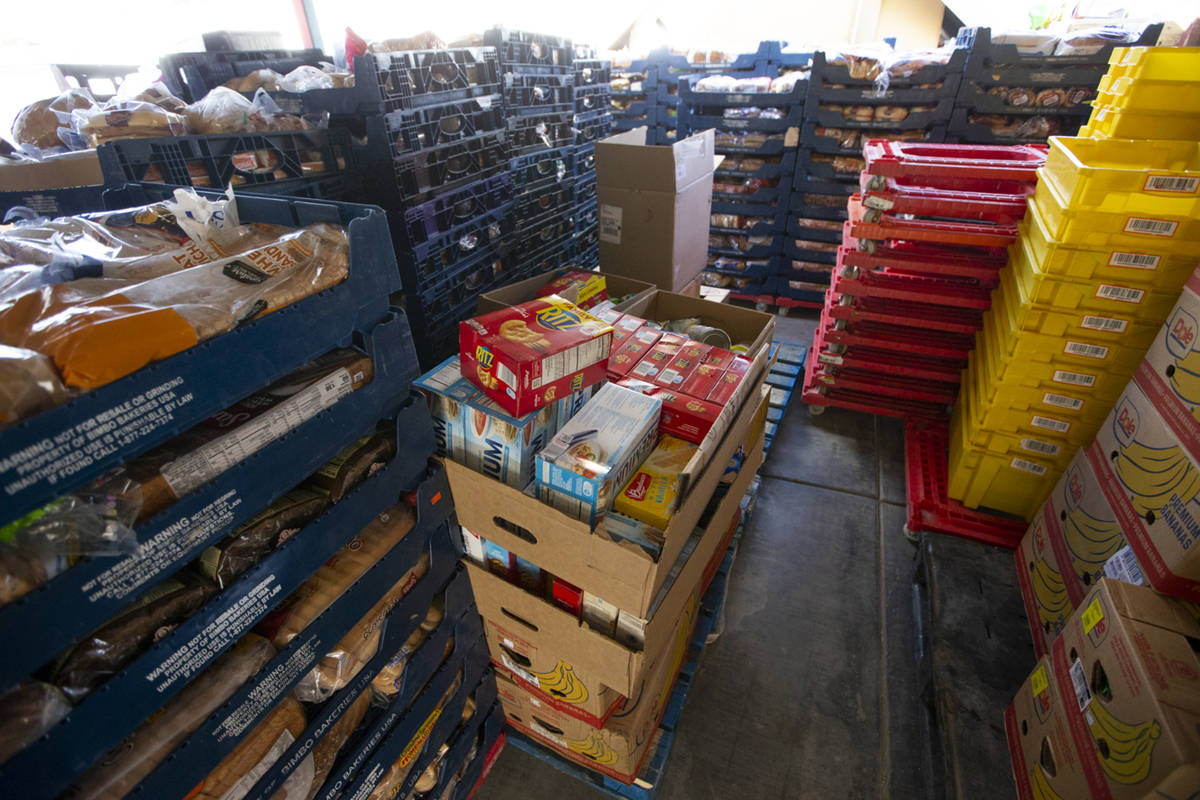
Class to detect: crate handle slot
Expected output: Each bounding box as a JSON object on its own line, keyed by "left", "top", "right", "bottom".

{"left": 499, "top": 642, "right": 534, "bottom": 664}
{"left": 500, "top": 609, "right": 539, "bottom": 634}
{"left": 493, "top": 517, "right": 538, "bottom": 545}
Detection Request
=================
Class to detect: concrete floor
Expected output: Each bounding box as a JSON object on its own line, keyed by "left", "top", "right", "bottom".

{"left": 475, "top": 309, "right": 931, "bottom": 800}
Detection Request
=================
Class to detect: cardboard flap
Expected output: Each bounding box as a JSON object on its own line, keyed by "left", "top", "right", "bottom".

{"left": 595, "top": 128, "right": 716, "bottom": 193}
{"left": 671, "top": 129, "right": 716, "bottom": 190}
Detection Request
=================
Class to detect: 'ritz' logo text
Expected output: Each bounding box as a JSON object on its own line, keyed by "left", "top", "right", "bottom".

{"left": 476, "top": 346, "right": 495, "bottom": 369}
{"left": 535, "top": 306, "right": 584, "bottom": 331}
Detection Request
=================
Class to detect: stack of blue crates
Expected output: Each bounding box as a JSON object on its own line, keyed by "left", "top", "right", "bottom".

{"left": 485, "top": 27, "right": 580, "bottom": 280}
{"left": 0, "top": 185, "right": 501, "bottom": 800}
{"left": 571, "top": 45, "right": 611, "bottom": 269}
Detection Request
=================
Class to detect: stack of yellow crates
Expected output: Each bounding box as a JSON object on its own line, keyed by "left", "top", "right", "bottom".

{"left": 948, "top": 47, "right": 1200, "bottom": 521}
{"left": 1080, "top": 47, "right": 1200, "bottom": 142}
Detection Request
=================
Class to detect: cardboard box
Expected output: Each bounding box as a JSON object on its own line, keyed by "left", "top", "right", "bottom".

{"left": 1007, "top": 579, "right": 1200, "bottom": 800}
{"left": 1015, "top": 504, "right": 1074, "bottom": 659}
{"left": 1090, "top": 376, "right": 1200, "bottom": 601}
{"left": 1138, "top": 266, "right": 1200, "bottom": 421}
{"left": 477, "top": 269, "right": 655, "bottom": 315}
{"left": 0, "top": 149, "right": 101, "bottom": 191}
{"left": 536, "top": 271, "right": 609, "bottom": 309}
{"left": 459, "top": 297, "right": 613, "bottom": 417}
{"left": 618, "top": 290, "right": 775, "bottom": 358}
{"left": 596, "top": 128, "right": 718, "bottom": 292}
{"left": 1005, "top": 654, "right": 1092, "bottom": 800}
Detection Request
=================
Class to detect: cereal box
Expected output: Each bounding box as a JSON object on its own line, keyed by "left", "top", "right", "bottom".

{"left": 551, "top": 578, "right": 583, "bottom": 616}
{"left": 460, "top": 296, "right": 613, "bottom": 417}
{"left": 461, "top": 392, "right": 559, "bottom": 490}
{"left": 536, "top": 271, "right": 608, "bottom": 309}
{"left": 413, "top": 356, "right": 476, "bottom": 461}
{"left": 614, "top": 435, "right": 697, "bottom": 528}
{"left": 536, "top": 383, "right": 662, "bottom": 526}
{"left": 608, "top": 327, "right": 663, "bottom": 379}
{"left": 679, "top": 362, "right": 726, "bottom": 400}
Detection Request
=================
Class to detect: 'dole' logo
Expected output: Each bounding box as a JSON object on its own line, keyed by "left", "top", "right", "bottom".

{"left": 1167, "top": 308, "right": 1198, "bottom": 358}
{"left": 1114, "top": 399, "right": 1139, "bottom": 447}
{"left": 536, "top": 306, "right": 582, "bottom": 331}
{"left": 1066, "top": 466, "right": 1084, "bottom": 508}
{"left": 476, "top": 345, "right": 494, "bottom": 369}
{"left": 624, "top": 472, "right": 651, "bottom": 501}
{"left": 1032, "top": 518, "right": 1047, "bottom": 553}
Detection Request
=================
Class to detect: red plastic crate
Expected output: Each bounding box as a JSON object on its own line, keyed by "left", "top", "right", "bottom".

{"left": 816, "top": 339, "right": 963, "bottom": 383}
{"left": 841, "top": 227, "right": 1006, "bottom": 285}
{"left": 861, "top": 140, "right": 1046, "bottom": 186}
{"left": 904, "top": 417, "right": 1025, "bottom": 548}
{"left": 833, "top": 257, "right": 993, "bottom": 310}
{"left": 811, "top": 361, "right": 958, "bottom": 405}
{"left": 820, "top": 305, "right": 974, "bottom": 361}
{"left": 827, "top": 286, "right": 983, "bottom": 336}
{"left": 776, "top": 296, "right": 825, "bottom": 310}
{"left": 859, "top": 174, "right": 1031, "bottom": 224}
{"left": 849, "top": 195, "right": 1019, "bottom": 249}
{"left": 802, "top": 345, "right": 951, "bottom": 419}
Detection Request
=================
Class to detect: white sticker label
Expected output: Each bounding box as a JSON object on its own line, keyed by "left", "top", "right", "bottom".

{"left": 1069, "top": 658, "right": 1093, "bottom": 712}
{"left": 1144, "top": 175, "right": 1200, "bottom": 194}
{"left": 1064, "top": 341, "right": 1110, "bottom": 360}
{"left": 1021, "top": 438, "right": 1061, "bottom": 457}
{"left": 1053, "top": 369, "right": 1096, "bottom": 388}
{"left": 1011, "top": 457, "right": 1048, "bottom": 475}
{"left": 1124, "top": 217, "right": 1178, "bottom": 237}
{"left": 1103, "top": 546, "right": 1146, "bottom": 586}
{"left": 501, "top": 653, "right": 540, "bottom": 689}
{"left": 1080, "top": 315, "right": 1128, "bottom": 333}
{"left": 599, "top": 204, "right": 623, "bottom": 244}
{"left": 1108, "top": 251, "right": 1161, "bottom": 270}
{"left": 1032, "top": 415, "right": 1071, "bottom": 433}
{"left": 1095, "top": 284, "right": 1145, "bottom": 304}
{"left": 1042, "top": 392, "right": 1084, "bottom": 411}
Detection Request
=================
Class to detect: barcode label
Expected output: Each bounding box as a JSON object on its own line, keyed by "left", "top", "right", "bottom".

{"left": 1081, "top": 315, "right": 1128, "bottom": 333}
{"left": 1069, "top": 658, "right": 1093, "bottom": 712}
{"left": 1144, "top": 175, "right": 1200, "bottom": 194}
{"left": 501, "top": 654, "right": 541, "bottom": 690}
{"left": 1103, "top": 546, "right": 1146, "bottom": 586}
{"left": 1064, "top": 341, "right": 1110, "bottom": 360}
{"left": 1108, "top": 251, "right": 1160, "bottom": 270}
{"left": 1011, "top": 457, "right": 1048, "bottom": 475}
{"left": 599, "top": 204, "right": 623, "bottom": 244}
{"left": 1043, "top": 392, "right": 1084, "bottom": 411}
{"left": 1032, "top": 415, "right": 1071, "bottom": 433}
{"left": 1124, "top": 217, "right": 1178, "bottom": 237}
{"left": 1095, "top": 284, "right": 1145, "bottom": 304}
{"left": 1021, "top": 438, "right": 1061, "bottom": 457}
{"left": 1053, "top": 369, "right": 1096, "bottom": 387}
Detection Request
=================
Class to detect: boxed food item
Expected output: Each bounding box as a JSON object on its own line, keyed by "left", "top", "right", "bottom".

{"left": 608, "top": 327, "right": 664, "bottom": 378}
{"left": 679, "top": 362, "right": 726, "bottom": 400}
{"left": 536, "top": 383, "right": 662, "bottom": 526}
{"left": 600, "top": 511, "right": 666, "bottom": 560}
{"left": 461, "top": 390, "right": 559, "bottom": 490}
{"left": 627, "top": 334, "right": 688, "bottom": 383}
{"left": 476, "top": 269, "right": 654, "bottom": 315}
{"left": 536, "top": 271, "right": 608, "bottom": 309}
{"left": 460, "top": 296, "right": 613, "bottom": 417}
{"left": 555, "top": 385, "right": 596, "bottom": 431}
{"left": 649, "top": 341, "right": 710, "bottom": 390}
{"left": 618, "top": 380, "right": 733, "bottom": 446}
{"left": 610, "top": 314, "right": 649, "bottom": 349}
{"left": 1137, "top": 266, "right": 1200, "bottom": 421}
{"left": 708, "top": 355, "right": 752, "bottom": 406}
{"left": 581, "top": 592, "right": 619, "bottom": 637}
{"left": 614, "top": 436, "right": 698, "bottom": 529}
{"left": 414, "top": 356, "right": 477, "bottom": 462}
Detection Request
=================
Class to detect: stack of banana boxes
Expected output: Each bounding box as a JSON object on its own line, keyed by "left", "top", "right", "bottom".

{"left": 413, "top": 271, "right": 775, "bottom": 782}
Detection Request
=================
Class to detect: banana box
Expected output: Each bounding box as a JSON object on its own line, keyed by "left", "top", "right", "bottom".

{"left": 494, "top": 589, "right": 697, "bottom": 781}
{"left": 414, "top": 356, "right": 476, "bottom": 462}
{"left": 1137, "top": 265, "right": 1200, "bottom": 423}
{"left": 1015, "top": 505, "right": 1074, "bottom": 659}
{"left": 1046, "top": 579, "right": 1200, "bottom": 799}
{"left": 460, "top": 296, "right": 613, "bottom": 417}
{"left": 1005, "top": 654, "right": 1092, "bottom": 800}
{"left": 1091, "top": 376, "right": 1200, "bottom": 601}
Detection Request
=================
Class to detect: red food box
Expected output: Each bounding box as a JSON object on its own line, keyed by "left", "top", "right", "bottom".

{"left": 460, "top": 296, "right": 613, "bottom": 416}
{"left": 627, "top": 334, "right": 687, "bottom": 382}
{"left": 535, "top": 271, "right": 607, "bottom": 309}
{"left": 679, "top": 362, "right": 726, "bottom": 399}
{"left": 610, "top": 314, "right": 648, "bottom": 349}
{"left": 551, "top": 578, "right": 583, "bottom": 617}
{"left": 708, "top": 356, "right": 752, "bottom": 406}
{"left": 651, "top": 341, "right": 710, "bottom": 389}
{"left": 607, "top": 327, "right": 664, "bottom": 378}
{"left": 591, "top": 307, "right": 624, "bottom": 326}
{"left": 655, "top": 389, "right": 730, "bottom": 444}
{"left": 703, "top": 347, "right": 739, "bottom": 370}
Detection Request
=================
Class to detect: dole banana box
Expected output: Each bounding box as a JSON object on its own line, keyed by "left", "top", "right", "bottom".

{"left": 1137, "top": 265, "right": 1200, "bottom": 422}
{"left": 460, "top": 296, "right": 613, "bottom": 417}
{"left": 414, "top": 356, "right": 476, "bottom": 461}
{"left": 1006, "top": 654, "right": 1095, "bottom": 800}
{"left": 1015, "top": 504, "right": 1074, "bottom": 659}
{"left": 1091, "top": 375, "right": 1200, "bottom": 601}
{"left": 537, "top": 383, "right": 662, "bottom": 527}
{"left": 1047, "top": 579, "right": 1200, "bottom": 799}
{"left": 614, "top": 436, "right": 697, "bottom": 529}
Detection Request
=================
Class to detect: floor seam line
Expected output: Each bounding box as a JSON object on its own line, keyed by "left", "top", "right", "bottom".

{"left": 757, "top": 472, "right": 879, "bottom": 499}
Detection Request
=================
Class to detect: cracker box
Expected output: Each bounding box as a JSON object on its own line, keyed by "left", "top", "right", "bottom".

{"left": 627, "top": 334, "right": 688, "bottom": 383}
{"left": 536, "top": 271, "right": 608, "bottom": 309}
{"left": 610, "top": 314, "right": 648, "bottom": 349}
{"left": 613, "top": 436, "right": 697, "bottom": 529}
{"left": 679, "top": 362, "right": 726, "bottom": 400}
{"left": 702, "top": 347, "right": 738, "bottom": 370}
{"left": 616, "top": 379, "right": 731, "bottom": 445}
{"left": 462, "top": 391, "right": 559, "bottom": 490}
{"left": 414, "top": 356, "right": 476, "bottom": 461}
{"left": 708, "top": 355, "right": 752, "bottom": 406}
{"left": 460, "top": 296, "right": 613, "bottom": 417}
{"left": 650, "top": 341, "right": 710, "bottom": 390}
{"left": 608, "top": 327, "right": 663, "bottom": 379}
{"left": 536, "top": 383, "right": 662, "bottom": 527}
{"left": 599, "top": 511, "right": 665, "bottom": 560}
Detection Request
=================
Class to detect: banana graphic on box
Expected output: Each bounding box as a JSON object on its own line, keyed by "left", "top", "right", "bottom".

{"left": 566, "top": 729, "right": 619, "bottom": 765}
{"left": 1111, "top": 439, "right": 1200, "bottom": 519}
{"left": 1030, "top": 556, "right": 1072, "bottom": 635}
{"left": 1166, "top": 350, "right": 1200, "bottom": 423}
{"left": 1030, "top": 764, "right": 1065, "bottom": 800}
{"left": 529, "top": 660, "right": 589, "bottom": 704}
{"left": 1086, "top": 698, "right": 1161, "bottom": 785}
{"left": 1061, "top": 506, "right": 1124, "bottom": 587}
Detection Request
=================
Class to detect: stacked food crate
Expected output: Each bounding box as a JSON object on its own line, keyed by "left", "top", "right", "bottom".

{"left": 948, "top": 131, "right": 1199, "bottom": 521}
{"left": 0, "top": 185, "right": 503, "bottom": 800}
{"left": 485, "top": 27, "right": 579, "bottom": 284}
{"left": 789, "top": 49, "right": 963, "bottom": 309}
{"left": 610, "top": 48, "right": 742, "bottom": 146}
{"left": 803, "top": 141, "right": 1043, "bottom": 420}
{"left": 571, "top": 45, "right": 613, "bottom": 269}
{"left": 1080, "top": 46, "right": 1200, "bottom": 143}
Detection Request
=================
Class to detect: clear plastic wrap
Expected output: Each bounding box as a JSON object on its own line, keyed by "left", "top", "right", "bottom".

{"left": 184, "top": 86, "right": 257, "bottom": 134}
{"left": 60, "top": 633, "right": 276, "bottom": 800}
{"left": 366, "top": 671, "right": 462, "bottom": 800}
{"left": 71, "top": 102, "right": 189, "bottom": 148}
{"left": 731, "top": 76, "right": 772, "bottom": 93}
{"left": 367, "top": 31, "right": 445, "bottom": 53}
{"left": 827, "top": 48, "right": 888, "bottom": 81}
{"left": 11, "top": 88, "right": 96, "bottom": 155}
{"left": 769, "top": 72, "right": 807, "bottom": 93}
{"left": 370, "top": 599, "right": 444, "bottom": 706}
{"left": 305, "top": 689, "right": 371, "bottom": 800}
{"left": 0, "top": 680, "right": 71, "bottom": 765}
{"left": 693, "top": 75, "right": 737, "bottom": 93}
{"left": 0, "top": 345, "right": 68, "bottom": 429}
{"left": 277, "top": 66, "right": 334, "bottom": 93}
{"left": 1054, "top": 27, "right": 1140, "bottom": 55}
{"left": 200, "top": 489, "right": 331, "bottom": 590}
{"left": 991, "top": 31, "right": 1058, "bottom": 54}
{"left": 307, "top": 430, "right": 396, "bottom": 503}
{"left": 191, "top": 696, "right": 312, "bottom": 800}
{"left": 223, "top": 69, "right": 284, "bottom": 94}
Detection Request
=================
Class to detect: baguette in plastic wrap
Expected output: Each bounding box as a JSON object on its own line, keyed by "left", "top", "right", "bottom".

{"left": 0, "top": 680, "right": 71, "bottom": 765}
{"left": 306, "top": 689, "right": 371, "bottom": 800}
{"left": 190, "top": 695, "right": 313, "bottom": 800}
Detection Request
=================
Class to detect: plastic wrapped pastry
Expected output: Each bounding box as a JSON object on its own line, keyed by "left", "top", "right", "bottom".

{"left": 0, "top": 680, "right": 71, "bottom": 765}
{"left": 306, "top": 690, "right": 371, "bottom": 800}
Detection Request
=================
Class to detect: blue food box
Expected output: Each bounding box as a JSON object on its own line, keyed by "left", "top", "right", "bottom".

{"left": 414, "top": 356, "right": 476, "bottom": 461}
{"left": 462, "top": 391, "right": 559, "bottom": 490}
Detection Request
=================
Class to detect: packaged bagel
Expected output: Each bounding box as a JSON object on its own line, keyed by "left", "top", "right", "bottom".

{"left": 370, "top": 599, "right": 446, "bottom": 706}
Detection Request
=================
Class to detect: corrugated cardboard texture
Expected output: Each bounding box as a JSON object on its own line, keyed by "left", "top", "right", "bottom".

{"left": 477, "top": 270, "right": 656, "bottom": 315}
{"left": 0, "top": 150, "right": 101, "bottom": 190}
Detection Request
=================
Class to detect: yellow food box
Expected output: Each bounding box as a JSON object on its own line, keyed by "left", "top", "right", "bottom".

{"left": 613, "top": 435, "right": 697, "bottom": 528}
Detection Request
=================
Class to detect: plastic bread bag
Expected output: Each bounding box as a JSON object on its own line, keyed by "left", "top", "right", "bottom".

{"left": 59, "top": 633, "right": 276, "bottom": 800}
{"left": 278, "top": 65, "right": 335, "bottom": 93}
{"left": 11, "top": 88, "right": 96, "bottom": 155}
{"left": 730, "top": 76, "right": 772, "bottom": 93}
{"left": 292, "top": 555, "right": 430, "bottom": 704}
{"left": 882, "top": 47, "right": 953, "bottom": 80}
{"left": 306, "top": 428, "right": 397, "bottom": 503}
{"left": 366, "top": 671, "right": 463, "bottom": 800}
{"left": 0, "top": 345, "right": 67, "bottom": 429}
{"left": 769, "top": 72, "right": 806, "bottom": 93}
{"left": 0, "top": 680, "right": 71, "bottom": 765}
{"left": 0, "top": 221, "right": 351, "bottom": 392}
{"left": 367, "top": 31, "right": 445, "bottom": 52}
{"left": 305, "top": 689, "right": 371, "bottom": 800}
{"left": 255, "top": 503, "right": 418, "bottom": 650}
{"left": 693, "top": 74, "right": 737, "bottom": 93}
{"left": 223, "top": 69, "right": 284, "bottom": 94}
{"left": 992, "top": 31, "right": 1058, "bottom": 54}
{"left": 1054, "top": 27, "right": 1139, "bottom": 55}
{"left": 827, "top": 47, "right": 888, "bottom": 81}
{"left": 71, "top": 101, "right": 189, "bottom": 147}
{"left": 189, "top": 695, "right": 313, "bottom": 800}
{"left": 370, "top": 599, "right": 445, "bottom": 707}
{"left": 185, "top": 87, "right": 256, "bottom": 134}
{"left": 48, "top": 572, "right": 216, "bottom": 702}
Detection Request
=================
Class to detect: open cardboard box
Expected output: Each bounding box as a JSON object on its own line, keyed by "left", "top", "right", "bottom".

{"left": 476, "top": 268, "right": 656, "bottom": 315}
{"left": 0, "top": 149, "right": 102, "bottom": 191}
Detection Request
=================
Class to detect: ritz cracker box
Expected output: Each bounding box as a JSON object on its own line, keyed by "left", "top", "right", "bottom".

{"left": 460, "top": 296, "right": 613, "bottom": 418}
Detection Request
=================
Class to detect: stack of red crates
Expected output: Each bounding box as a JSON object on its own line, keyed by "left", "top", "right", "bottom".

{"left": 802, "top": 140, "right": 1046, "bottom": 417}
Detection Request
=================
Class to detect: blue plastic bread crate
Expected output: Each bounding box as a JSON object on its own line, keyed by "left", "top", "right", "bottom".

{"left": 375, "top": 130, "right": 509, "bottom": 203}
{"left": 514, "top": 179, "right": 576, "bottom": 223}
{"left": 506, "top": 110, "right": 575, "bottom": 155}
{"left": 954, "top": 80, "right": 1095, "bottom": 117}
{"left": 503, "top": 72, "right": 574, "bottom": 115}
{"left": 415, "top": 683, "right": 502, "bottom": 800}
{"left": 711, "top": 174, "right": 786, "bottom": 205}
{"left": 404, "top": 171, "right": 513, "bottom": 245}
{"left": 805, "top": 95, "right": 955, "bottom": 130}
{"left": 409, "top": 244, "right": 507, "bottom": 318}
{"left": 0, "top": 185, "right": 106, "bottom": 220}
{"left": 946, "top": 108, "right": 1082, "bottom": 144}
{"left": 574, "top": 174, "right": 596, "bottom": 207}
{"left": 484, "top": 27, "right": 573, "bottom": 75}
{"left": 710, "top": 198, "right": 787, "bottom": 235}
{"left": 787, "top": 214, "right": 844, "bottom": 245}
{"left": 401, "top": 197, "right": 512, "bottom": 282}
{"left": 575, "top": 59, "right": 612, "bottom": 88}
{"left": 158, "top": 48, "right": 326, "bottom": 102}
{"left": 676, "top": 72, "right": 808, "bottom": 108}
{"left": 242, "top": 565, "right": 478, "bottom": 800}
{"left": 706, "top": 255, "right": 779, "bottom": 281}
{"left": 448, "top": 702, "right": 505, "bottom": 800}
{"left": 715, "top": 148, "right": 796, "bottom": 181}
{"left": 789, "top": 194, "right": 850, "bottom": 222}
{"left": 678, "top": 104, "right": 800, "bottom": 134}
{"left": 794, "top": 169, "right": 859, "bottom": 196}
{"left": 510, "top": 214, "right": 574, "bottom": 260}
{"left": 808, "top": 49, "right": 965, "bottom": 102}
{"left": 97, "top": 128, "right": 360, "bottom": 197}
{"left": 575, "top": 83, "right": 611, "bottom": 114}
{"left": 785, "top": 235, "right": 840, "bottom": 265}
{"left": 709, "top": 231, "right": 783, "bottom": 260}
{"left": 366, "top": 97, "right": 506, "bottom": 162}
{"left": 369, "top": 48, "right": 502, "bottom": 110}
{"left": 957, "top": 24, "right": 1161, "bottom": 80}
{"left": 793, "top": 149, "right": 862, "bottom": 185}
{"left": 777, "top": 279, "right": 828, "bottom": 305}
{"left": 510, "top": 146, "right": 574, "bottom": 193}
{"left": 0, "top": 186, "right": 402, "bottom": 525}
{"left": 0, "top": 436, "right": 453, "bottom": 799}
{"left": 574, "top": 109, "right": 614, "bottom": 145}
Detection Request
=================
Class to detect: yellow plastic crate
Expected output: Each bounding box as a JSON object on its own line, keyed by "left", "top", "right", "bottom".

{"left": 1044, "top": 138, "right": 1200, "bottom": 211}
{"left": 1033, "top": 175, "right": 1200, "bottom": 255}
{"left": 1105, "top": 47, "right": 1200, "bottom": 82}
{"left": 1021, "top": 193, "right": 1198, "bottom": 290}
{"left": 1082, "top": 106, "right": 1200, "bottom": 143}
{"left": 953, "top": 386, "right": 1079, "bottom": 470}
{"left": 948, "top": 417, "right": 1060, "bottom": 521}
{"left": 1096, "top": 74, "right": 1200, "bottom": 114}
